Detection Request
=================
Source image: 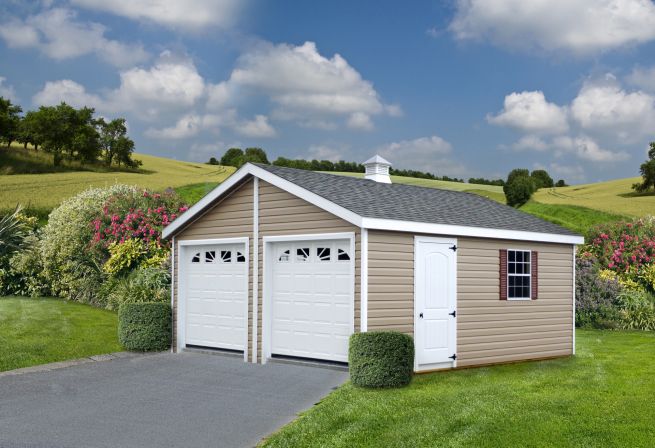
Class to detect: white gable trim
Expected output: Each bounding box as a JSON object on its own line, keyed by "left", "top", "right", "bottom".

{"left": 163, "top": 163, "right": 583, "bottom": 245}
{"left": 163, "top": 163, "right": 363, "bottom": 239}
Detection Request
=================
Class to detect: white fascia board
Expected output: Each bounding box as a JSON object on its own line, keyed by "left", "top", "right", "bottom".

{"left": 163, "top": 163, "right": 362, "bottom": 239}
{"left": 361, "top": 217, "right": 584, "bottom": 245}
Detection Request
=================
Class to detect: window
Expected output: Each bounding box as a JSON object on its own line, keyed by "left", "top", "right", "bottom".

{"left": 236, "top": 251, "right": 246, "bottom": 263}
{"left": 220, "top": 250, "right": 232, "bottom": 263}
{"left": 337, "top": 249, "right": 350, "bottom": 261}
{"left": 507, "top": 250, "right": 531, "bottom": 299}
{"left": 296, "top": 247, "right": 310, "bottom": 262}
{"left": 278, "top": 249, "right": 290, "bottom": 262}
{"left": 191, "top": 252, "right": 200, "bottom": 263}
{"left": 205, "top": 250, "right": 216, "bottom": 263}
{"left": 317, "top": 247, "right": 331, "bottom": 261}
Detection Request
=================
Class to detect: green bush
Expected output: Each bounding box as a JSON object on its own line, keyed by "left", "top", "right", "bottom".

{"left": 616, "top": 290, "right": 655, "bottom": 330}
{"left": 504, "top": 176, "right": 536, "bottom": 207}
{"left": 349, "top": 331, "right": 414, "bottom": 388}
{"left": 106, "top": 266, "right": 170, "bottom": 311}
{"left": 118, "top": 302, "right": 171, "bottom": 351}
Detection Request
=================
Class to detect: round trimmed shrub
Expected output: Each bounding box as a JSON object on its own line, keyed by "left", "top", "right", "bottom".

{"left": 349, "top": 331, "right": 414, "bottom": 388}
{"left": 118, "top": 302, "right": 172, "bottom": 351}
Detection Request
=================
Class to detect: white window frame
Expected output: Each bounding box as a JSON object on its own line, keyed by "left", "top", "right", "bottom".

{"left": 261, "top": 232, "right": 355, "bottom": 364}
{"left": 507, "top": 248, "right": 532, "bottom": 301}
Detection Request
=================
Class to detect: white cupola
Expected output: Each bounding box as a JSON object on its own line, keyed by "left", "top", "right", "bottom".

{"left": 363, "top": 154, "right": 392, "bottom": 184}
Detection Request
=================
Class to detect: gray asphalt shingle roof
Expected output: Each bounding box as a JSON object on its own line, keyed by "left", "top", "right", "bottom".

{"left": 255, "top": 164, "right": 580, "bottom": 236}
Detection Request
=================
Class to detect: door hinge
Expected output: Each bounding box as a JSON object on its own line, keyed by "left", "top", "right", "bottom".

{"left": 449, "top": 244, "right": 457, "bottom": 252}
{"left": 419, "top": 312, "right": 423, "bottom": 319}
{"left": 449, "top": 310, "right": 456, "bottom": 318}
{"left": 449, "top": 353, "right": 457, "bottom": 360}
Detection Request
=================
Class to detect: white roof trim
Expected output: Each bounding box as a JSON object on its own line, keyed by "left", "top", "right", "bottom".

{"left": 361, "top": 217, "right": 584, "bottom": 245}
{"left": 163, "top": 163, "right": 583, "bottom": 245}
{"left": 162, "top": 163, "right": 363, "bottom": 239}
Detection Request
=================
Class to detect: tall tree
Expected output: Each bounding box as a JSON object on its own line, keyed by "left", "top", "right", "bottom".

{"left": 632, "top": 142, "right": 655, "bottom": 193}
{"left": 97, "top": 118, "right": 129, "bottom": 166}
{"left": 34, "top": 103, "right": 79, "bottom": 166}
{"left": 503, "top": 168, "right": 536, "bottom": 207}
{"left": 220, "top": 147, "right": 244, "bottom": 167}
{"left": 0, "top": 97, "right": 22, "bottom": 148}
{"left": 70, "top": 107, "right": 100, "bottom": 163}
{"left": 530, "top": 169, "right": 554, "bottom": 189}
{"left": 17, "top": 110, "right": 42, "bottom": 150}
{"left": 243, "top": 147, "right": 269, "bottom": 165}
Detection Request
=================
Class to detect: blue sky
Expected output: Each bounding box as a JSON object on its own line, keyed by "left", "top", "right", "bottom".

{"left": 2, "top": 1, "right": 655, "bottom": 183}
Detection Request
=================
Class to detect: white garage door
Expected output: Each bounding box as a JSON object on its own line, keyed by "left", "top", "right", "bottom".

{"left": 185, "top": 243, "right": 247, "bottom": 351}
{"left": 270, "top": 239, "right": 354, "bottom": 362}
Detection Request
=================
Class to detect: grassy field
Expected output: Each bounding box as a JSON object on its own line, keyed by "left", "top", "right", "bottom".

{"left": 0, "top": 296, "right": 122, "bottom": 372}
{"left": 0, "top": 152, "right": 234, "bottom": 217}
{"left": 518, "top": 202, "right": 627, "bottom": 235}
{"left": 261, "top": 330, "right": 655, "bottom": 448}
{"left": 534, "top": 177, "right": 655, "bottom": 217}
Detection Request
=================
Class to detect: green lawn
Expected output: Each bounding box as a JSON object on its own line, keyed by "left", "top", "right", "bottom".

{"left": 0, "top": 296, "right": 122, "bottom": 372}
{"left": 519, "top": 202, "right": 628, "bottom": 235}
{"left": 261, "top": 330, "right": 655, "bottom": 448}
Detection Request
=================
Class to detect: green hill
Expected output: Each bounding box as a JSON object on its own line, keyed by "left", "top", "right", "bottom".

{"left": 0, "top": 151, "right": 234, "bottom": 217}
{"left": 2, "top": 147, "right": 652, "bottom": 236}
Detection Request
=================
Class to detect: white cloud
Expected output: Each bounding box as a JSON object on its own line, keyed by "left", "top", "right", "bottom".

{"left": 511, "top": 135, "right": 549, "bottom": 152}
{"left": 450, "top": 0, "right": 655, "bottom": 54}
{"left": 347, "top": 112, "right": 373, "bottom": 131}
{"left": 627, "top": 66, "right": 655, "bottom": 92}
{"left": 304, "top": 145, "right": 346, "bottom": 162}
{"left": 71, "top": 0, "right": 243, "bottom": 30}
{"left": 570, "top": 75, "right": 655, "bottom": 141}
{"left": 233, "top": 115, "right": 276, "bottom": 138}
{"left": 488, "top": 91, "right": 568, "bottom": 134}
{"left": 32, "top": 79, "right": 103, "bottom": 108}
{"left": 0, "top": 77, "right": 17, "bottom": 101}
{"left": 376, "top": 135, "right": 466, "bottom": 175}
{"left": 207, "top": 41, "right": 398, "bottom": 130}
{"left": 548, "top": 162, "right": 586, "bottom": 183}
{"left": 112, "top": 53, "right": 205, "bottom": 116}
{"left": 508, "top": 133, "right": 628, "bottom": 162}
{"left": 0, "top": 8, "right": 149, "bottom": 67}
{"left": 145, "top": 114, "right": 203, "bottom": 139}
{"left": 552, "top": 136, "right": 628, "bottom": 162}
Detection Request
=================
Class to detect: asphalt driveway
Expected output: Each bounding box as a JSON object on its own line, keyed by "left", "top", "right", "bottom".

{"left": 0, "top": 352, "right": 348, "bottom": 448}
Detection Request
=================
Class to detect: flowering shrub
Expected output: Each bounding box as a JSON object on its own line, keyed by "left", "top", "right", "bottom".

{"left": 91, "top": 189, "right": 187, "bottom": 251}
{"left": 575, "top": 257, "right": 623, "bottom": 329}
{"left": 585, "top": 218, "right": 655, "bottom": 273}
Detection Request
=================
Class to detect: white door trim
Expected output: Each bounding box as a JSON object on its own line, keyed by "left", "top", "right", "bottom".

{"left": 252, "top": 178, "right": 259, "bottom": 363}
{"left": 176, "top": 236, "right": 249, "bottom": 362}
{"left": 261, "top": 232, "right": 355, "bottom": 364}
{"left": 414, "top": 236, "right": 457, "bottom": 372}
{"left": 360, "top": 228, "right": 368, "bottom": 332}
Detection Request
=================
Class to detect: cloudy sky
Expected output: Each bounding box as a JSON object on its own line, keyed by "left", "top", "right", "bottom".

{"left": 2, "top": 0, "right": 655, "bottom": 183}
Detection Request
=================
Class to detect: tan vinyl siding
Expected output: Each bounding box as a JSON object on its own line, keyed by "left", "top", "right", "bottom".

{"left": 172, "top": 179, "right": 254, "bottom": 355}
{"left": 256, "top": 180, "right": 360, "bottom": 361}
{"left": 367, "top": 230, "right": 574, "bottom": 367}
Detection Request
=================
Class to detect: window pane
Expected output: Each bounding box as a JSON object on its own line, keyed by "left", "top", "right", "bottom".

{"left": 221, "top": 250, "right": 232, "bottom": 262}
{"left": 191, "top": 253, "right": 200, "bottom": 263}
{"left": 508, "top": 262, "right": 515, "bottom": 274}
{"left": 205, "top": 251, "right": 216, "bottom": 262}
{"left": 236, "top": 251, "right": 246, "bottom": 263}
{"left": 317, "top": 247, "right": 330, "bottom": 261}
{"left": 278, "top": 249, "right": 290, "bottom": 262}
{"left": 337, "top": 249, "right": 350, "bottom": 261}
{"left": 296, "top": 248, "right": 309, "bottom": 262}
{"left": 508, "top": 251, "right": 515, "bottom": 262}
{"left": 524, "top": 251, "right": 530, "bottom": 262}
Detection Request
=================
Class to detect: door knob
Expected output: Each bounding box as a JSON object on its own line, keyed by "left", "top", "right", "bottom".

{"left": 419, "top": 312, "right": 423, "bottom": 318}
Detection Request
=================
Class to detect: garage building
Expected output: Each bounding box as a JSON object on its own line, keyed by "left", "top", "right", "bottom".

{"left": 162, "top": 156, "right": 583, "bottom": 372}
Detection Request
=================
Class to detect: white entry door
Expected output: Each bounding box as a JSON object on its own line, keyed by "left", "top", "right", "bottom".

{"left": 269, "top": 238, "right": 354, "bottom": 362}
{"left": 415, "top": 237, "right": 457, "bottom": 370}
{"left": 184, "top": 243, "right": 248, "bottom": 351}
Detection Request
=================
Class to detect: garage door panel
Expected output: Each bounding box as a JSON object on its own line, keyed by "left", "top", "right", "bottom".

{"left": 184, "top": 243, "right": 247, "bottom": 351}
{"left": 270, "top": 239, "right": 354, "bottom": 362}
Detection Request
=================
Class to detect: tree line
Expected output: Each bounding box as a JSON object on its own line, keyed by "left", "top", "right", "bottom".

{"left": 0, "top": 97, "right": 139, "bottom": 168}
{"left": 503, "top": 169, "right": 567, "bottom": 207}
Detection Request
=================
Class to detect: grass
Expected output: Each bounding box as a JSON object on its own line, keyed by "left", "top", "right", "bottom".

{"left": 261, "top": 330, "right": 655, "bottom": 448}
{"left": 0, "top": 151, "right": 234, "bottom": 216}
{"left": 534, "top": 178, "right": 655, "bottom": 218}
{"left": 519, "top": 202, "right": 628, "bottom": 235}
{"left": 0, "top": 144, "right": 146, "bottom": 175}
{"left": 0, "top": 296, "right": 122, "bottom": 372}
{"left": 175, "top": 181, "right": 220, "bottom": 205}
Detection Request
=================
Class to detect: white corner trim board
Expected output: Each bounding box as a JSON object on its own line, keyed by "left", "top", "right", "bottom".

{"left": 360, "top": 228, "right": 368, "bottom": 332}
{"left": 572, "top": 245, "right": 576, "bottom": 356}
{"left": 170, "top": 236, "right": 175, "bottom": 353}
{"left": 252, "top": 177, "right": 259, "bottom": 363}
{"left": 162, "top": 162, "right": 584, "bottom": 246}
